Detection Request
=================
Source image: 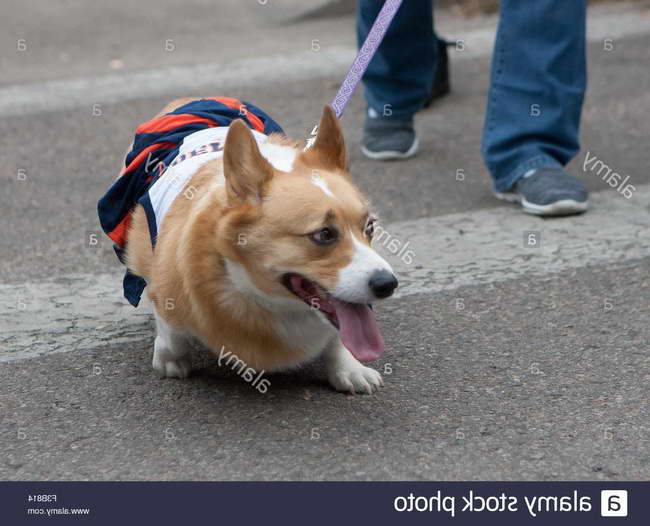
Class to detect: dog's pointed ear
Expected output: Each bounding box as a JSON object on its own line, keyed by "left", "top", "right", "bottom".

{"left": 223, "top": 119, "right": 274, "bottom": 205}
{"left": 300, "top": 105, "right": 348, "bottom": 173}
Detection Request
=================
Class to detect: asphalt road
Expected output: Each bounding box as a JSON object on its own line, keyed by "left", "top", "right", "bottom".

{"left": 0, "top": 1, "right": 649, "bottom": 480}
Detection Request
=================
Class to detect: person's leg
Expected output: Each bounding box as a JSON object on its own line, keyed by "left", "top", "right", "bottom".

{"left": 358, "top": 0, "right": 435, "bottom": 121}
{"left": 482, "top": 0, "right": 588, "bottom": 214}
{"left": 358, "top": 0, "right": 437, "bottom": 160}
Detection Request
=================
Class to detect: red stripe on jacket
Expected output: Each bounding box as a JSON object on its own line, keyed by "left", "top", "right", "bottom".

{"left": 108, "top": 213, "right": 131, "bottom": 247}
{"left": 135, "top": 114, "right": 216, "bottom": 135}
{"left": 119, "top": 141, "right": 176, "bottom": 177}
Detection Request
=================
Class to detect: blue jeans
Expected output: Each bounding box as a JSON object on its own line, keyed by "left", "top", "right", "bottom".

{"left": 358, "top": 0, "right": 587, "bottom": 192}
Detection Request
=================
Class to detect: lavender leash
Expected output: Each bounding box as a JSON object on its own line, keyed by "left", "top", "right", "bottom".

{"left": 304, "top": 0, "right": 403, "bottom": 150}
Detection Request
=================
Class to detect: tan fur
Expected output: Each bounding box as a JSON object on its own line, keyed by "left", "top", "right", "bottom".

{"left": 125, "top": 100, "right": 375, "bottom": 371}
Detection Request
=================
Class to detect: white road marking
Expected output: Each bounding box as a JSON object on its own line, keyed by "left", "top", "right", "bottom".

{"left": 0, "top": 5, "right": 648, "bottom": 118}
{"left": 1, "top": 184, "right": 648, "bottom": 363}
{"left": 0, "top": 275, "right": 154, "bottom": 363}
{"left": 0, "top": 47, "right": 353, "bottom": 118}
{"left": 380, "top": 185, "right": 650, "bottom": 300}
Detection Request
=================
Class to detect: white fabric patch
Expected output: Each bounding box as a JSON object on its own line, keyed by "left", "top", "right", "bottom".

{"left": 147, "top": 127, "right": 296, "bottom": 236}
{"left": 258, "top": 141, "right": 297, "bottom": 173}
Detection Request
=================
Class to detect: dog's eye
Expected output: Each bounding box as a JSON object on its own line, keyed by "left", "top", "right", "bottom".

{"left": 364, "top": 217, "right": 376, "bottom": 239}
{"left": 309, "top": 227, "right": 338, "bottom": 245}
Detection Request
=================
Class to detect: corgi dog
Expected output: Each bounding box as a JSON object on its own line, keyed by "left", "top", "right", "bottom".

{"left": 121, "top": 98, "right": 398, "bottom": 393}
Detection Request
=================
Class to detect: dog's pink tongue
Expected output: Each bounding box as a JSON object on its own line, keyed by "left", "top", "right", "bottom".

{"left": 331, "top": 298, "right": 385, "bottom": 362}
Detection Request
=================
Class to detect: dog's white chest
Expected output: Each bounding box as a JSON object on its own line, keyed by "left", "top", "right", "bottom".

{"left": 271, "top": 308, "right": 336, "bottom": 362}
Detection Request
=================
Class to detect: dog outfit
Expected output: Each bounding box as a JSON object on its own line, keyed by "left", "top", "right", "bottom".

{"left": 97, "top": 97, "right": 283, "bottom": 306}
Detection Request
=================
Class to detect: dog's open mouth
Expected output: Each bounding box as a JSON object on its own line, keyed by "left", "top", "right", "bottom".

{"left": 282, "top": 273, "right": 385, "bottom": 362}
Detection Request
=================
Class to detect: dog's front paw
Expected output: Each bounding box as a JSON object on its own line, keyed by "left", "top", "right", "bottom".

{"left": 327, "top": 362, "right": 383, "bottom": 394}
{"left": 152, "top": 353, "right": 192, "bottom": 378}
{"left": 152, "top": 339, "right": 192, "bottom": 379}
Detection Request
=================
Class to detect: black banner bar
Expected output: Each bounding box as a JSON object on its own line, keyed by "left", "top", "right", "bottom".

{"left": 1, "top": 481, "right": 646, "bottom": 525}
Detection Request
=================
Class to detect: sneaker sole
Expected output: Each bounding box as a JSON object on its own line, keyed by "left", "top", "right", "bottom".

{"left": 494, "top": 191, "right": 589, "bottom": 216}
{"left": 360, "top": 137, "right": 419, "bottom": 161}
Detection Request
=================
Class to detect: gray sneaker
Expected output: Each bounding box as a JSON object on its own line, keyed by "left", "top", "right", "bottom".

{"left": 494, "top": 166, "right": 589, "bottom": 216}
{"left": 361, "top": 111, "right": 419, "bottom": 161}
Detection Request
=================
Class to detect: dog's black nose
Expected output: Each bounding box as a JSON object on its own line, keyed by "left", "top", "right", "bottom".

{"left": 368, "top": 269, "right": 398, "bottom": 299}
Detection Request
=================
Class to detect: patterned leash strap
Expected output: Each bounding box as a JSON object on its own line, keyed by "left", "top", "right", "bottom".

{"left": 304, "top": 0, "right": 403, "bottom": 150}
